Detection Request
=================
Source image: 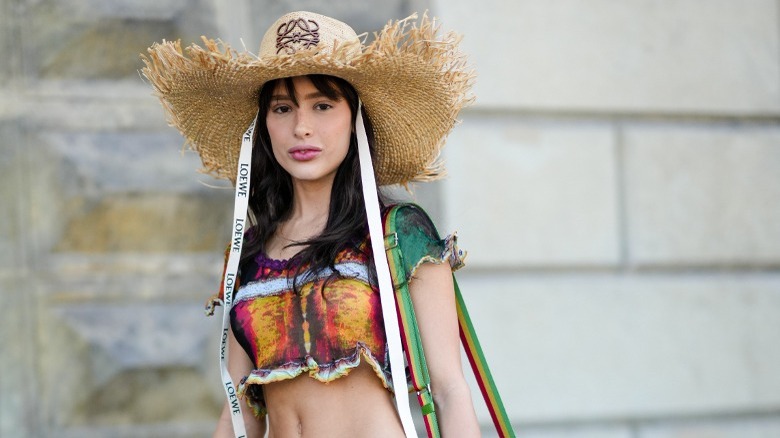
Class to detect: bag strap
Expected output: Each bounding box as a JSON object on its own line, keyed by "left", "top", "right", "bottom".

{"left": 453, "top": 276, "right": 515, "bottom": 437}
{"left": 383, "top": 204, "right": 515, "bottom": 438}
{"left": 384, "top": 212, "right": 441, "bottom": 437}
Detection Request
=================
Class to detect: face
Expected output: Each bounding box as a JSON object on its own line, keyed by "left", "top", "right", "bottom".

{"left": 265, "top": 76, "right": 353, "bottom": 187}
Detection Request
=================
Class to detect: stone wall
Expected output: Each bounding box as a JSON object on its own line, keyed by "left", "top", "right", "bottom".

{"left": 1, "top": 0, "right": 778, "bottom": 437}
{"left": 433, "top": 0, "right": 780, "bottom": 437}
{"left": 0, "top": 0, "right": 431, "bottom": 436}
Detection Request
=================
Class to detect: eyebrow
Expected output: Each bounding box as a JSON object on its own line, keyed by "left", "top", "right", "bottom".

{"left": 270, "top": 91, "right": 337, "bottom": 102}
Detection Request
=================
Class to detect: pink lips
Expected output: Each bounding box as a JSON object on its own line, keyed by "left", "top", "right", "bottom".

{"left": 288, "top": 145, "right": 321, "bottom": 161}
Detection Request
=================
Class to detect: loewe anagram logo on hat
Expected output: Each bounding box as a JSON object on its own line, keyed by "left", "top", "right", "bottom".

{"left": 276, "top": 18, "right": 320, "bottom": 54}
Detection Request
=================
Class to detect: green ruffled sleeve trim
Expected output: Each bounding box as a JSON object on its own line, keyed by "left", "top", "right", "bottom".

{"left": 393, "top": 204, "right": 466, "bottom": 282}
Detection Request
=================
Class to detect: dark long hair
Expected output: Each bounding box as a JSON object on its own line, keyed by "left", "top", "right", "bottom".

{"left": 240, "top": 74, "right": 386, "bottom": 290}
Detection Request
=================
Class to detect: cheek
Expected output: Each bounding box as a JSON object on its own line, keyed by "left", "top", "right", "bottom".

{"left": 332, "top": 127, "right": 352, "bottom": 162}
{"left": 266, "top": 119, "right": 286, "bottom": 156}
{"left": 334, "top": 114, "right": 353, "bottom": 154}
{"left": 266, "top": 118, "right": 280, "bottom": 143}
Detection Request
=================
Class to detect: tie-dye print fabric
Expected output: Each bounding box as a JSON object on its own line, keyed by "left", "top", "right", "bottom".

{"left": 230, "top": 243, "right": 391, "bottom": 418}
{"left": 215, "top": 205, "right": 465, "bottom": 418}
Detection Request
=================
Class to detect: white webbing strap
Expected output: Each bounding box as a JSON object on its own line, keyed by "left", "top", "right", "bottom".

{"left": 219, "top": 116, "right": 256, "bottom": 438}
{"left": 356, "top": 102, "right": 418, "bottom": 437}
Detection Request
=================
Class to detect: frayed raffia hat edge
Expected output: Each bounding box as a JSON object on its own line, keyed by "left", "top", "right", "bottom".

{"left": 141, "top": 12, "right": 475, "bottom": 186}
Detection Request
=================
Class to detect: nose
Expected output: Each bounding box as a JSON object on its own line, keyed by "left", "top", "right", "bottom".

{"left": 294, "top": 109, "right": 313, "bottom": 138}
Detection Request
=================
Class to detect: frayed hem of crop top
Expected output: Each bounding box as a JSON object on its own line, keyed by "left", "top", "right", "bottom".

{"left": 237, "top": 341, "right": 392, "bottom": 419}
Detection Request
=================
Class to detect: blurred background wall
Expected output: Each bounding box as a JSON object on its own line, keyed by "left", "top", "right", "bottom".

{"left": 1, "top": 0, "right": 779, "bottom": 437}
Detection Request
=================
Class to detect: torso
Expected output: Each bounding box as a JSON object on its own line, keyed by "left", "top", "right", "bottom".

{"left": 264, "top": 362, "right": 403, "bottom": 437}
{"left": 228, "top": 205, "right": 451, "bottom": 436}
{"left": 231, "top": 231, "right": 404, "bottom": 436}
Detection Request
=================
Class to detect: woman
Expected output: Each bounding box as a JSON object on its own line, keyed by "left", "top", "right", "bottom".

{"left": 143, "top": 11, "right": 477, "bottom": 437}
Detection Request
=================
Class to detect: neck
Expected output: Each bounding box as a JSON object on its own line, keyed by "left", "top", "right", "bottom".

{"left": 286, "top": 177, "right": 334, "bottom": 234}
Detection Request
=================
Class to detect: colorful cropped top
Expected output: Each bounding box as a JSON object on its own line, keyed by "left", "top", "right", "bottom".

{"left": 206, "top": 205, "right": 465, "bottom": 418}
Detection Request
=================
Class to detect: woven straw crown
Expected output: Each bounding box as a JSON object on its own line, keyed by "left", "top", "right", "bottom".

{"left": 141, "top": 11, "right": 474, "bottom": 186}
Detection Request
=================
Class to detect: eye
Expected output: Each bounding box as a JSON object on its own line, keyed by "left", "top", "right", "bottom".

{"left": 271, "top": 104, "right": 292, "bottom": 114}
{"left": 314, "top": 103, "right": 333, "bottom": 111}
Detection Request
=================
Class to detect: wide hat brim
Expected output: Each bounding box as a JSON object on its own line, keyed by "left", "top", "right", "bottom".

{"left": 141, "top": 13, "right": 474, "bottom": 186}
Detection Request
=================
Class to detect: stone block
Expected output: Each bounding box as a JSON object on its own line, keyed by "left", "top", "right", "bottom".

{"left": 54, "top": 193, "right": 232, "bottom": 253}
{"left": 51, "top": 423, "right": 215, "bottom": 438}
{"left": 213, "top": 0, "right": 417, "bottom": 61}
{"left": 498, "top": 424, "right": 631, "bottom": 438}
{"left": 63, "top": 0, "right": 188, "bottom": 21}
{"left": 383, "top": 180, "right": 445, "bottom": 226}
{"left": 637, "top": 415, "right": 780, "bottom": 438}
{"left": 18, "top": 83, "right": 169, "bottom": 131}
{"left": 53, "top": 303, "right": 213, "bottom": 381}
{"left": 0, "top": 124, "right": 23, "bottom": 270}
{"left": 624, "top": 124, "right": 780, "bottom": 266}
{"left": 442, "top": 115, "right": 619, "bottom": 267}
{"left": 0, "top": 0, "right": 21, "bottom": 86}
{"left": 0, "top": 275, "right": 38, "bottom": 437}
{"left": 71, "top": 94, "right": 169, "bottom": 131}
{"left": 432, "top": 0, "right": 780, "bottom": 114}
{"left": 37, "top": 130, "right": 215, "bottom": 194}
{"left": 240, "top": 0, "right": 410, "bottom": 49}
{"left": 455, "top": 271, "right": 780, "bottom": 422}
{"left": 25, "top": 129, "right": 233, "bottom": 254}
{"left": 39, "top": 300, "right": 220, "bottom": 429}
{"left": 0, "top": 89, "right": 23, "bottom": 121}
{"left": 20, "top": 0, "right": 217, "bottom": 80}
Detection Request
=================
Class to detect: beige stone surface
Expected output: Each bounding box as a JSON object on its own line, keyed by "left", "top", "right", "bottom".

{"left": 442, "top": 115, "right": 620, "bottom": 267}
{"left": 0, "top": 0, "right": 21, "bottom": 86}
{"left": 0, "top": 275, "right": 39, "bottom": 437}
{"left": 20, "top": 93, "right": 168, "bottom": 131}
{"left": 6, "top": 78, "right": 170, "bottom": 133}
{"left": 2, "top": 0, "right": 779, "bottom": 436}
{"left": 54, "top": 194, "right": 232, "bottom": 253}
{"left": 19, "top": 0, "right": 217, "bottom": 80}
{"left": 23, "top": 128, "right": 234, "bottom": 255}
{"left": 637, "top": 415, "right": 780, "bottom": 438}
{"left": 37, "top": 129, "right": 221, "bottom": 192}
{"left": 0, "top": 126, "right": 24, "bottom": 269}
{"left": 457, "top": 271, "right": 780, "bottom": 422}
{"left": 244, "top": 0, "right": 412, "bottom": 44}
{"left": 496, "top": 424, "right": 631, "bottom": 438}
{"left": 432, "top": 0, "right": 780, "bottom": 114}
{"left": 37, "top": 290, "right": 222, "bottom": 432}
{"left": 625, "top": 124, "right": 780, "bottom": 266}
{"left": 51, "top": 423, "right": 214, "bottom": 438}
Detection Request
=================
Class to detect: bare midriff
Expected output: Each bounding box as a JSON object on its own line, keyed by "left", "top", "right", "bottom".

{"left": 263, "top": 362, "right": 405, "bottom": 438}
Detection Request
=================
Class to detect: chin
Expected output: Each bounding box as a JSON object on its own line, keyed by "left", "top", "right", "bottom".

{"left": 288, "top": 171, "right": 338, "bottom": 185}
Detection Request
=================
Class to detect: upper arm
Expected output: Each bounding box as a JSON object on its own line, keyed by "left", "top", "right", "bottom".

{"left": 397, "top": 205, "right": 480, "bottom": 435}
{"left": 227, "top": 326, "right": 254, "bottom": 385}
{"left": 214, "top": 326, "right": 266, "bottom": 438}
{"left": 392, "top": 204, "right": 472, "bottom": 400}
{"left": 407, "top": 262, "right": 466, "bottom": 392}
{"left": 210, "top": 241, "right": 266, "bottom": 437}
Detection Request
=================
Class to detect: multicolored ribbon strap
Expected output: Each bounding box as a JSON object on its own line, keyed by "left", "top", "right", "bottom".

{"left": 384, "top": 228, "right": 441, "bottom": 437}
{"left": 454, "top": 277, "right": 515, "bottom": 437}
{"left": 384, "top": 204, "right": 515, "bottom": 438}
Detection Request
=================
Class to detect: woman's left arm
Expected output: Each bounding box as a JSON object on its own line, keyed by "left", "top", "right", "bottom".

{"left": 409, "top": 262, "right": 481, "bottom": 437}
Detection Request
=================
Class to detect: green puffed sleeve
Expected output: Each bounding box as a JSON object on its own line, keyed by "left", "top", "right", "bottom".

{"left": 393, "top": 204, "right": 466, "bottom": 283}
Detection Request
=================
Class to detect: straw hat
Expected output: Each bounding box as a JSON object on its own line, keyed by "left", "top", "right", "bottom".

{"left": 141, "top": 11, "right": 474, "bottom": 186}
